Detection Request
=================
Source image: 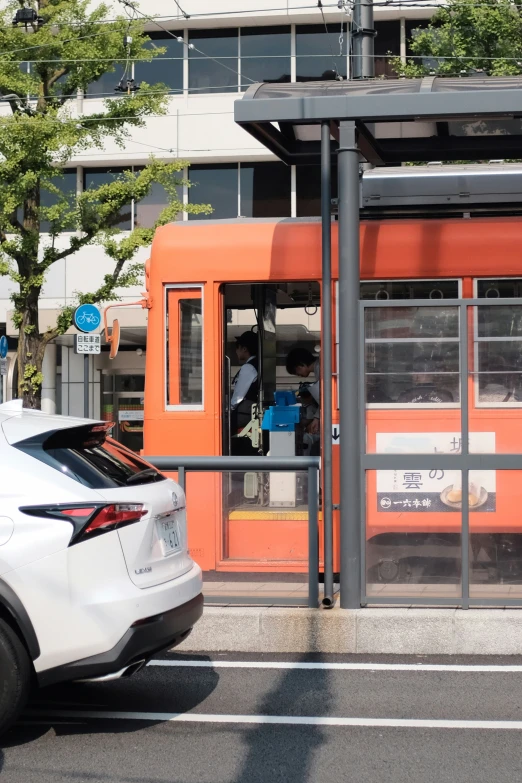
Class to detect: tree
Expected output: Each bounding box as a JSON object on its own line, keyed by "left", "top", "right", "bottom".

{"left": 0, "top": 0, "right": 211, "bottom": 408}
{"left": 392, "top": 0, "right": 522, "bottom": 78}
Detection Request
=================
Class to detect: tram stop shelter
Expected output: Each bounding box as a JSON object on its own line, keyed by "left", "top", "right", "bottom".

{"left": 234, "top": 76, "right": 522, "bottom": 610}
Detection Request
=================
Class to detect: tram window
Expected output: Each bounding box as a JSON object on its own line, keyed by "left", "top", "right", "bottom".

{"left": 360, "top": 280, "right": 459, "bottom": 300}
{"left": 365, "top": 306, "right": 460, "bottom": 406}
{"left": 477, "top": 278, "right": 522, "bottom": 299}
{"left": 474, "top": 300, "right": 522, "bottom": 405}
{"left": 166, "top": 287, "right": 203, "bottom": 408}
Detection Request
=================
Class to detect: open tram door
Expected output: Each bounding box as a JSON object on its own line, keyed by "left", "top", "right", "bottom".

{"left": 220, "top": 281, "right": 321, "bottom": 567}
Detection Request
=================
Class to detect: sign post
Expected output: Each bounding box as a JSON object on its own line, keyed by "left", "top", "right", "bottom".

{"left": 73, "top": 304, "right": 101, "bottom": 419}
{"left": 0, "top": 335, "right": 8, "bottom": 377}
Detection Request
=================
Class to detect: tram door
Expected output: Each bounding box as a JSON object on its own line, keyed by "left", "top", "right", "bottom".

{"left": 222, "top": 284, "right": 277, "bottom": 457}
{"left": 220, "top": 281, "right": 321, "bottom": 566}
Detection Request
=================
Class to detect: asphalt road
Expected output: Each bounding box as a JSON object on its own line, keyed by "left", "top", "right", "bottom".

{"left": 3, "top": 652, "right": 522, "bottom": 783}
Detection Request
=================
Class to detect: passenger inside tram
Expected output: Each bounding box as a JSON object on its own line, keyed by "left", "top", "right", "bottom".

{"left": 397, "top": 356, "right": 454, "bottom": 404}
{"left": 479, "top": 356, "right": 513, "bottom": 403}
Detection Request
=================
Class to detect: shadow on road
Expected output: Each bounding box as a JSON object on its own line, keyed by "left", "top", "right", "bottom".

{"left": 233, "top": 619, "right": 334, "bottom": 783}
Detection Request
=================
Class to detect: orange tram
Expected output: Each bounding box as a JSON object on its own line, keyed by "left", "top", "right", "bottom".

{"left": 142, "top": 168, "right": 522, "bottom": 597}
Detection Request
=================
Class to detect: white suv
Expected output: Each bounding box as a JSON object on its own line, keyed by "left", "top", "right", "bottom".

{"left": 0, "top": 400, "right": 202, "bottom": 735}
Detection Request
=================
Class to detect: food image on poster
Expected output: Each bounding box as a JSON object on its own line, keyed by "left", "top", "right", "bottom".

{"left": 376, "top": 432, "right": 496, "bottom": 512}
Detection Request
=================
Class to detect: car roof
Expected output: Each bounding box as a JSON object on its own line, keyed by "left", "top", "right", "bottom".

{"left": 0, "top": 400, "right": 104, "bottom": 445}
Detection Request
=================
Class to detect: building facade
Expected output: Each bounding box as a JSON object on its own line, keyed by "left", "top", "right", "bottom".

{"left": 0, "top": 0, "right": 434, "bottom": 449}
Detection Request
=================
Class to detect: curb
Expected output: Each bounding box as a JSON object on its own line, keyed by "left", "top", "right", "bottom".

{"left": 178, "top": 606, "right": 522, "bottom": 655}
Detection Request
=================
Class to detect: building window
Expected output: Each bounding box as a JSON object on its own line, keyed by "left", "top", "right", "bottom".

{"left": 189, "top": 29, "right": 239, "bottom": 94}
{"left": 87, "top": 63, "right": 126, "bottom": 98}
{"left": 373, "top": 21, "right": 400, "bottom": 78}
{"left": 40, "top": 170, "right": 77, "bottom": 233}
{"left": 405, "top": 20, "right": 433, "bottom": 70}
{"left": 296, "top": 164, "right": 338, "bottom": 217}
{"left": 83, "top": 168, "right": 132, "bottom": 230}
{"left": 134, "top": 32, "right": 184, "bottom": 93}
{"left": 133, "top": 166, "right": 183, "bottom": 229}
{"left": 166, "top": 286, "right": 203, "bottom": 408}
{"left": 296, "top": 24, "right": 348, "bottom": 82}
{"left": 188, "top": 164, "right": 238, "bottom": 220}
{"left": 240, "top": 162, "right": 291, "bottom": 218}
{"left": 240, "top": 26, "right": 291, "bottom": 89}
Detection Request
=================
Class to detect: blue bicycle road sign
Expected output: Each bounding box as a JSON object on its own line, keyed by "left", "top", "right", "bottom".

{"left": 74, "top": 304, "right": 101, "bottom": 334}
{"left": 0, "top": 336, "right": 8, "bottom": 359}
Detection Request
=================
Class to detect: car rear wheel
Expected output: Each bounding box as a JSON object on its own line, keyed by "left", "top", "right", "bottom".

{"left": 0, "top": 618, "right": 31, "bottom": 736}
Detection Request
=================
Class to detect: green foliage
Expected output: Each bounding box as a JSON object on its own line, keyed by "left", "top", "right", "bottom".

{"left": 391, "top": 0, "right": 522, "bottom": 78}
{"left": 0, "top": 0, "right": 211, "bottom": 400}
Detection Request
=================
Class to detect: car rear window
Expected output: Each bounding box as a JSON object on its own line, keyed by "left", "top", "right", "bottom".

{"left": 14, "top": 424, "right": 167, "bottom": 489}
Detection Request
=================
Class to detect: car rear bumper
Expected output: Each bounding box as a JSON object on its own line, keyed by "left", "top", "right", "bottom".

{"left": 37, "top": 592, "right": 203, "bottom": 688}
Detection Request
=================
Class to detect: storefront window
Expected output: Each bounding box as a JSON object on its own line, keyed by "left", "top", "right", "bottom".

{"left": 134, "top": 32, "right": 183, "bottom": 93}
{"left": 166, "top": 287, "right": 203, "bottom": 408}
{"left": 296, "top": 24, "right": 348, "bottom": 82}
{"left": 365, "top": 305, "right": 460, "bottom": 405}
{"left": 189, "top": 29, "right": 239, "bottom": 94}
{"left": 240, "top": 26, "right": 291, "bottom": 88}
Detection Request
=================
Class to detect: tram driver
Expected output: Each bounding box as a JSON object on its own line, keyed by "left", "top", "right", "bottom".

{"left": 230, "top": 330, "right": 259, "bottom": 456}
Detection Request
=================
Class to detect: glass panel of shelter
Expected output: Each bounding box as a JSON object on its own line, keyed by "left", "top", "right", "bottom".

{"left": 362, "top": 279, "right": 463, "bottom": 600}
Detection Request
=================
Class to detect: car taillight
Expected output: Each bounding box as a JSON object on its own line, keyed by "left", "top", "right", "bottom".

{"left": 19, "top": 503, "right": 146, "bottom": 545}
{"left": 83, "top": 504, "right": 146, "bottom": 535}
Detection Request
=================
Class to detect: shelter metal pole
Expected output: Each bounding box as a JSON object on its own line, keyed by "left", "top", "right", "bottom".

{"left": 321, "top": 121, "right": 334, "bottom": 607}
{"left": 308, "top": 465, "right": 320, "bottom": 609}
{"left": 352, "top": 0, "right": 375, "bottom": 79}
{"left": 338, "top": 121, "right": 361, "bottom": 609}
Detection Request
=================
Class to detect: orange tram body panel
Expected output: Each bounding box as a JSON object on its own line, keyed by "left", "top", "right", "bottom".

{"left": 144, "top": 217, "right": 522, "bottom": 575}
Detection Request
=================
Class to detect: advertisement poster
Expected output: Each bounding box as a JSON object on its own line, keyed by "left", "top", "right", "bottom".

{"left": 376, "top": 432, "right": 496, "bottom": 513}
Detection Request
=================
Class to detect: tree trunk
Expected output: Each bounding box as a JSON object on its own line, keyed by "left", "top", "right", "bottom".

{"left": 17, "top": 293, "right": 45, "bottom": 410}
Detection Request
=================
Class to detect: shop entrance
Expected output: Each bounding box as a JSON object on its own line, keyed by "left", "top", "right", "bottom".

{"left": 102, "top": 372, "right": 144, "bottom": 453}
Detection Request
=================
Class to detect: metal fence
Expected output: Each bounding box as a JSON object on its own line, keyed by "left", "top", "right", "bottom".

{"left": 146, "top": 455, "right": 321, "bottom": 609}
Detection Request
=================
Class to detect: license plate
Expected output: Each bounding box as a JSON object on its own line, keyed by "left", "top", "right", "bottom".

{"left": 157, "top": 515, "right": 182, "bottom": 555}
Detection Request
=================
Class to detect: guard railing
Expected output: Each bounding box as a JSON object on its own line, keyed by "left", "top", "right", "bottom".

{"left": 145, "top": 456, "right": 320, "bottom": 608}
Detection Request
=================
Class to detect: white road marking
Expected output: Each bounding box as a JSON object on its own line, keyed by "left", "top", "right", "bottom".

{"left": 22, "top": 709, "right": 522, "bottom": 730}
{"left": 149, "top": 660, "right": 522, "bottom": 673}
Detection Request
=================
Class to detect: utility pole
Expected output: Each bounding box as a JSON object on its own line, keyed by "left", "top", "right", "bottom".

{"left": 351, "top": 0, "right": 375, "bottom": 79}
